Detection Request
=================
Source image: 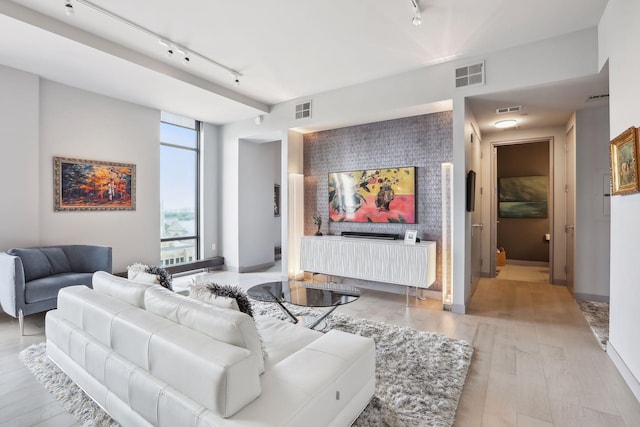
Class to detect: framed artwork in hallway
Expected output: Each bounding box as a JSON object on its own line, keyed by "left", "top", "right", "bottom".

{"left": 610, "top": 126, "right": 640, "bottom": 196}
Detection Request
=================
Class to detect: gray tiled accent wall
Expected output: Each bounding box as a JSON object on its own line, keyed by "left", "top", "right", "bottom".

{"left": 303, "top": 111, "right": 453, "bottom": 291}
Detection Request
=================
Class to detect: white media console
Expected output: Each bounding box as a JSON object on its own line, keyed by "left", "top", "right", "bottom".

{"left": 299, "top": 235, "right": 436, "bottom": 305}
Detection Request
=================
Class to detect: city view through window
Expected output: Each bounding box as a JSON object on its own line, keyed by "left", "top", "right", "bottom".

{"left": 160, "top": 113, "right": 199, "bottom": 267}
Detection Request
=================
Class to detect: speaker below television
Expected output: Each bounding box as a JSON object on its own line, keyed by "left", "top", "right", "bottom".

{"left": 466, "top": 170, "right": 476, "bottom": 212}
{"left": 341, "top": 231, "right": 399, "bottom": 240}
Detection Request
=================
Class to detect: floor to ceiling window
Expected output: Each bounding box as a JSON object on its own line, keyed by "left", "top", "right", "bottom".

{"left": 160, "top": 112, "right": 200, "bottom": 266}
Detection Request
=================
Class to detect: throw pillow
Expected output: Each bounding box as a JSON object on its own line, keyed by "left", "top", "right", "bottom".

{"left": 190, "top": 280, "right": 254, "bottom": 317}
{"left": 127, "top": 263, "right": 173, "bottom": 291}
{"left": 190, "top": 283, "right": 240, "bottom": 311}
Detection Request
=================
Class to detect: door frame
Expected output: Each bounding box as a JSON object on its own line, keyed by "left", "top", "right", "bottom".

{"left": 490, "top": 137, "right": 555, "bottom": 282}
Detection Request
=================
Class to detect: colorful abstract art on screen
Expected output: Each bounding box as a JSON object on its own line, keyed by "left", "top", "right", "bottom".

{"left": 328, "top": 167, "right": 415, "bottom": 223}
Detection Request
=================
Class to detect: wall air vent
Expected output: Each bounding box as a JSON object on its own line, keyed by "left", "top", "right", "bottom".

{"left": 496, "top": 105, "right": 522, "bottom": 114}
{"left": 455, "top": 61, "right": 485, "bottom": 88}
{"left": 295, "top": 101, "right": 312, "bottom": 120}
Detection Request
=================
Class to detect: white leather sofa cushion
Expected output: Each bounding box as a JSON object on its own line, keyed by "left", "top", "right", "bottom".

{"left": 203, "top": 330, "right": 376, "bottom": 427}
{"left": 149, "top": 324, "right": 261, "bottom": 418}
{"left": 93, "top": 270, "right": 152, "bottom": 308}
{"left": 145, "top": 286, "right": 265, "bottom": 374}
{"left": 111, "top": 307, "right": 176, "bottom": 371}
{"left": 256, "top": 316, "right": 323, "bottom": 370}
{"left": 57, "top": 285, "right": 135, "bottom": 348}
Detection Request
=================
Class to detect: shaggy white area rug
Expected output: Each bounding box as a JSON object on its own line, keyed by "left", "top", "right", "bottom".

{"left": 20, "top": 302, "right": 473, "bottom": 427}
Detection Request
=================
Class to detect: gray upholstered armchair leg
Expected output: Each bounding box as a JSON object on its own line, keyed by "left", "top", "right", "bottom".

{"left": 19, "top": 309, "right": 24, "bottom": 336}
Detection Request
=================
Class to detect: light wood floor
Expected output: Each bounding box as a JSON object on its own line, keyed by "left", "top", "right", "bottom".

{"left": 496, "top": 263, "right": 550, "bottom": 283}
{"left": 1, "top": 269, "right": 638, "bottom": 426}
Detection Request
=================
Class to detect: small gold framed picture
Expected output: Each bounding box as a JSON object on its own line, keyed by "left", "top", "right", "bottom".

{"left": 610, "top": 127, "right": 640, "bottom": 196}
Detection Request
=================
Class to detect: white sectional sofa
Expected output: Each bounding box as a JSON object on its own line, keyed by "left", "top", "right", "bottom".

{"left": 45, "top": 271, "right": 375, "bottom": 426}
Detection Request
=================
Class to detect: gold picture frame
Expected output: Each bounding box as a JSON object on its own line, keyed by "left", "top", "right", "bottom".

{"left": 54, "top": 156, "right": 136, "bottom": 211}
{"left": 610, "top": 127, "right": 640, "bottom": 196}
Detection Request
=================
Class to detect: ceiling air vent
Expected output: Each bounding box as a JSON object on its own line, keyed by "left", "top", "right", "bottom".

{"left": 586, "top": 94, "right": 609, "bottom": 103}
{"left": 295, "top": 101, "right": 312, "bottom": 120}
{"left": 455, "top": 61, "right": 485, "bottom": 88}
{"left": 496, "top": 105, "right": 522, "bottom": 114}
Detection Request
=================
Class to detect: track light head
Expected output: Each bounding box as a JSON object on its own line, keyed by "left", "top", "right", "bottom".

{"left": 234, "top": 76, "right": 240, "bottom": 87}
{"left": 409, "top": 0, "right": 422, "bottom": 27}
{"left": 64, "top": 0, "right": 74, "bottom": 16}
{"left": 183, "top": 55, "right": 191, "bottom": 65}
{"left": 166, "top": 48, "right": 174, "bottom": 57}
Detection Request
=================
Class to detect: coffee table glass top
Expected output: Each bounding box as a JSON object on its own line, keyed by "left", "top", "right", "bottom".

{"left": 247, "top": 280, "right": 360, "bottom": 308}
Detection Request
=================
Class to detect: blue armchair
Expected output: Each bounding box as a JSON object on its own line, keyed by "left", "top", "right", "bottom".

{"left": 0, "top": 245, "right": 112, "bottom": 334}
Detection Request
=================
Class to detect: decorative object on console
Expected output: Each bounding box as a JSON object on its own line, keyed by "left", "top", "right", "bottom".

{"left": 404, "top": 229, "right": 418, "bottom": 244}
{"left": 53, "top": 156, "right": 136, "bottom": 211}
{"left": 498, "top": 175, "right": 548, "bottom": 218}
{"left": 328, "top": 167, "right": 415, "bottom": 223}
{"left": 190, "top": 281, "right": 254, "bottom": 317}
{"left": 127, "top": 263, "right": 172, "bottom": 290}
{"left": 609, "top": 126, "right": 640, "bottom": 195}
{"left": 312, "top": 214, "right": 323, "bottom": 236}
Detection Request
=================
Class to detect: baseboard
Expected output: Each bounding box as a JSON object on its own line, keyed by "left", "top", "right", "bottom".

{"left": 507, "top": 260, "right": 549, "bottom": 267}
{"left": 450, "top": 303, "right": 466, "bottom": 314}
{"left": 238, "top": 262, "right": 275, "bottom": 273}
{"left": 574, "top": 293, "right": 610, "bottom": 303}
{"left": 553, "top": 279, "right": 567, "bottom": 286}
{"left": 607, "top": 341, "right": 640, "bottom": 401}
{"left": 480, "top": 272, "right": 492, "bottom": 278}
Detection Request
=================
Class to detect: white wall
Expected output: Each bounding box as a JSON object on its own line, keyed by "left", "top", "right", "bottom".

{"left": 0, "top": 68, "right": 162, "bottom": 272}
{"left": 237, "top": 140, "right": 280, "bottom": 271}
{"left": 201, "top": 122, "right": 221, "bottom": 259}
{"left": 269, "top": 141, "right": 282, "bottom": 250}
{"left": 480, "top": 126, "right": 567, "bottom": 283}
{"left": 598, "top": 0, "right": 640, "bottom": 398}
{"left": 38, "top": 80, "right": 160, "bottom": 272}
{"left": 0, "top": 65, "right": 40, "bottom": 249}
{"left": 574, "top": 105, "right": 610, "bottom": 300}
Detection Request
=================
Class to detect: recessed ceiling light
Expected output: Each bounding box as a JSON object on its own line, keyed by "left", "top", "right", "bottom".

{"left": 495, "top": 119, "right": 517, "bottom": 129}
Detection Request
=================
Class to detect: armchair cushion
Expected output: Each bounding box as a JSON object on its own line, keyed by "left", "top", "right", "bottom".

{"left": 40, "top": 248, "right": 72, "bottom": 274}
{"left": 7, "top": 248, "right": 52, "bottom": 282}
{"left": 25, "top": 273, "right": 93, "bottom": 304}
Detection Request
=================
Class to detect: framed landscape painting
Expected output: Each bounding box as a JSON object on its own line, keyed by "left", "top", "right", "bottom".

{"left": 609, "top": 127, "right": 640, "bottom": 196}
{"left": 498, "top": 175, "right": 548, "bottom": 218}
{"left": 54, "top": 156, "right": 136, "bottom": 211}
{"left": 328, "top": 167, "right": 415, "bottom": 223}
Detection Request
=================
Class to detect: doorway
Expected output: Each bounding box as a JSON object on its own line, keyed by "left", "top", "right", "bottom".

{"left": 490, "top": 138, "right": 554, "bottom": 282}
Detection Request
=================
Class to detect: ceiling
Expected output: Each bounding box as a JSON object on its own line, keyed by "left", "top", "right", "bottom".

{"left": 0, "top": 0, "right": 609, "bottom": 127}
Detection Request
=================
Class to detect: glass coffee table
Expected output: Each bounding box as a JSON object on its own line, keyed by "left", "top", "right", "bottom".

{"left": 247, "top": 280, "right": 360, "bottom": 329}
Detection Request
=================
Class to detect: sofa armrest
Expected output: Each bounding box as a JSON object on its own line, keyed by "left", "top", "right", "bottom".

{"left": 0, "top": 253, "right": 26, "bottom": 318}
{"left": 61, "top": 245, "right": 112, "bottom": 274}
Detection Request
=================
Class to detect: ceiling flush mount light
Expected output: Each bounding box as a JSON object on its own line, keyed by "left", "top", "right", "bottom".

{"left": 67, "top": 0, "right": 243, "bottom": 86}
{"left": 64, "top": 0, "right": 74, "bottom": 16}
{"left": 254, "top": 115, "right": 264, "bottom": 125}
{"left": 410, "top": 0, "right": 422, "bottom": 27}
{"left": 495, "top": 119, "right": 517, "bottom": 129}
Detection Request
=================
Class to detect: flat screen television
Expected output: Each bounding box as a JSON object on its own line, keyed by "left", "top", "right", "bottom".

{"left": 328, "top": 167, "right": 415, "bottom": 223}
